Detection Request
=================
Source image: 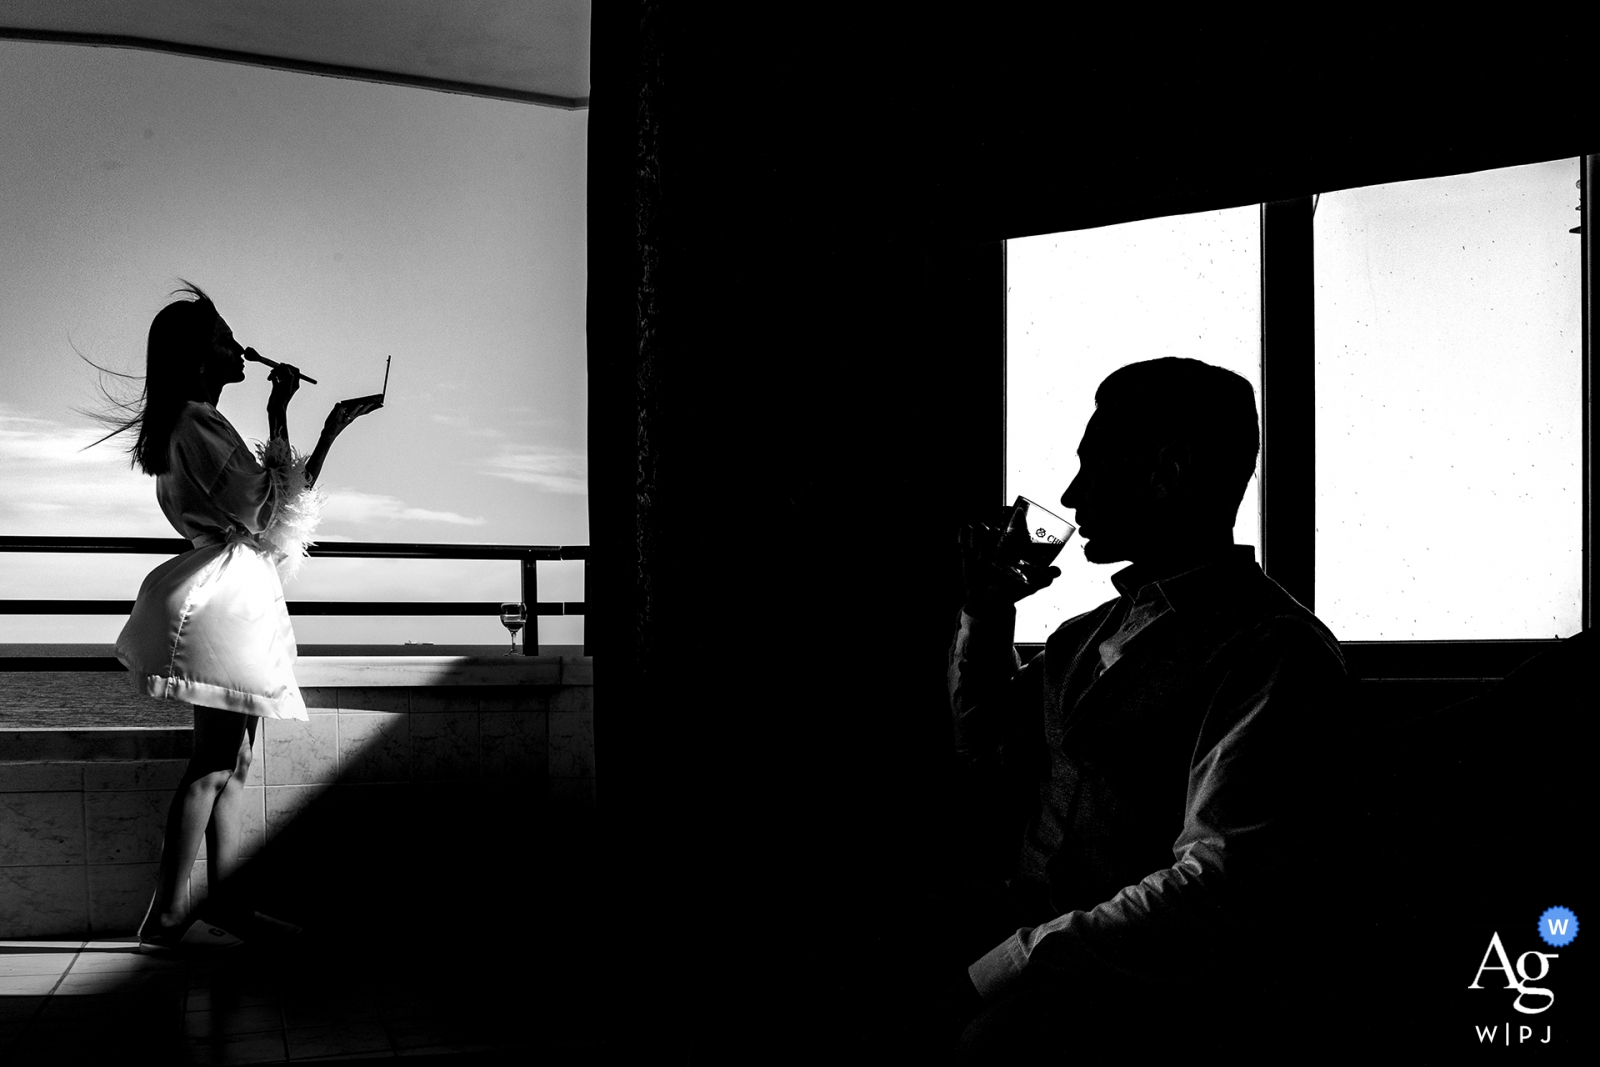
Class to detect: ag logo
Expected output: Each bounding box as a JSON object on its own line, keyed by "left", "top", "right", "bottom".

{"left": 1467, "top": 906, "right": 1577, "bottom": 1015}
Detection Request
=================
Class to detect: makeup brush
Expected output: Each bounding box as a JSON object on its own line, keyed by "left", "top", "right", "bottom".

{"left": 243, "top": 348, "right": 318, "bottom": 385}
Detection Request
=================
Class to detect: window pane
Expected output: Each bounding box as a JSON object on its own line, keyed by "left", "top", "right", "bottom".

{"left": 1313, "top": 160, "right": 1582, "bottom": 640}
{"left": 1006, "top": 208, "right": 1262, "bottom": 643}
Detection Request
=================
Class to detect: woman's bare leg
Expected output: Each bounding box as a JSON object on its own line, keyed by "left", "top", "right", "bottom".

{"left": 138, "top": 706, "right": 248, "bottom": 937}
{"left": 206, "top": 716, "right": 257, "bottom": 889}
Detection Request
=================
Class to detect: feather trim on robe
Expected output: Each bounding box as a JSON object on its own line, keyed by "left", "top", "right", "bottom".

{"left": 254, "top": 437, "right": 326, "bottom": 581}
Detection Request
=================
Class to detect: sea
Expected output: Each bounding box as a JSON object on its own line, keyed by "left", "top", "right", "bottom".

{"left": 0, "top": 643, "right": 510, "bottom": 729}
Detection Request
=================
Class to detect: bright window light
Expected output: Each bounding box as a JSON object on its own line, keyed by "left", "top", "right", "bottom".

{"left": 1006, "top": 207, "right": 1262, "bottom": 643}
{"left": 1313, "top": 159, "right": 1582, "bottom": 640}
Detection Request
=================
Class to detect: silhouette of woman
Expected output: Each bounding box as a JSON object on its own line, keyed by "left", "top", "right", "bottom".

{"left": 88, "top": 283, "right": 380, "bottom": 950}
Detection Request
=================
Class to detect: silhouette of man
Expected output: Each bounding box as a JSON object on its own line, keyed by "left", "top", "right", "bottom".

{"left": 942, "top": 357, "right": 1348, "bottom": 1060}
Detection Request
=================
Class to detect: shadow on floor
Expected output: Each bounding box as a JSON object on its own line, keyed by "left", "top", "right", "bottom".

{"left": 1, "top": 926, "right": 610, "bottom": 1063}
{"left": 3, "top": 769, "right": 613, "bottom": 1063}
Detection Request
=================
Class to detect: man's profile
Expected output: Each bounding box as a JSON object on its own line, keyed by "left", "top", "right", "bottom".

{"left": 941, "top": 356, "right": 1348, "bottom": 1060}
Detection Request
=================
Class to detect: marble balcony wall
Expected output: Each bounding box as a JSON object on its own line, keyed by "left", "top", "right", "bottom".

{"left": 0, "top": 658, "right": 594, "bottom": 939}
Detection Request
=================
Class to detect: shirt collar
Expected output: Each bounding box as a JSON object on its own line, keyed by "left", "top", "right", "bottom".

{"left": 1109, "top": 544, "right": 1258, "bottom": 611}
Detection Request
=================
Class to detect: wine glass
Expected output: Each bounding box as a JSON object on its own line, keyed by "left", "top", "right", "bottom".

{"left": 499, "top": 602, "right": 528, "bottom": 656}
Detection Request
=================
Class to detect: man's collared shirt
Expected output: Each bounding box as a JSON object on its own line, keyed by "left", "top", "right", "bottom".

{"left": 1094, "top": 557, "right": 1192, "bottom": 676}
{"left": 949, "top": 545, "right": 1347, "bottom": 1002}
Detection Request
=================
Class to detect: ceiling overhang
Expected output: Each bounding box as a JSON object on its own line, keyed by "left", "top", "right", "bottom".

{"left": 0, "top": 0, "right": 588, "bottom": 108}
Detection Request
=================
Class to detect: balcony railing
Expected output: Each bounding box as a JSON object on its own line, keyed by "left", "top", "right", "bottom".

{"left": 0, "top": 535, "right": 587, "bottom": 667}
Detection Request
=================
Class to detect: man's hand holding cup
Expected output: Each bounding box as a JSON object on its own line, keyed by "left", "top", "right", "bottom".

{"left": 959, "top": 500, "right": 1068, "bottom": 616}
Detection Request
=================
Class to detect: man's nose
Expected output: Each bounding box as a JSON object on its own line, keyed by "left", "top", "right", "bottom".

{"left": 1061, "top": 474, "right": 1081, "bottom": 509}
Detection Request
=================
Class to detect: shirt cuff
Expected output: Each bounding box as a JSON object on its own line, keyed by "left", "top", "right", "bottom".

{"left": 967, "top": 930, "right": 1030, "bottom": 1003}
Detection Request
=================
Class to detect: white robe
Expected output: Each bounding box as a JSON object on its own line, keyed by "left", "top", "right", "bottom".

{"left": 116, "top": 401, "right": 321, "bottom": 720}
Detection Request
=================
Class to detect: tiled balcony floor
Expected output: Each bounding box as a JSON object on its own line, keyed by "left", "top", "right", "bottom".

{"left": 0, "top": 933, "right": 605, "bottom": 1063}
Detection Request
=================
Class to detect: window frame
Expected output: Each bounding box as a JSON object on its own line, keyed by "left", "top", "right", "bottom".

{"left": 1006, "top": 155, "right": 1594, "bottom": 685}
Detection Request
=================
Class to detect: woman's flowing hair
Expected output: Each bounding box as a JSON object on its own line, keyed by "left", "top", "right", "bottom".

{"left": 80, "top": 282, "right": 217, "bottom": 476}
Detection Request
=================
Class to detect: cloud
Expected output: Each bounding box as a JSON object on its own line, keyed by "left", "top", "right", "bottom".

{"left": 0, "top": 407, "right": 488, "bottom": 537}
{"left": 430, "top": 414, "right": 505, "bottom": 439}
{"left": 321, "top": 490, "right": 487, "bottom": 526}
{"left": 0, "top": 407, "right": 172, "bottom": 536}
{"left": 481, "top": 446, "right": 587, "bottom": 495}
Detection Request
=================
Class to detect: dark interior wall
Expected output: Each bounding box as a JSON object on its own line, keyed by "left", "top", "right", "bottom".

{"left": 588, "top": 18, "right": 1007, "bottom": 1046}
{"left": 588, "top": 11, "right": 1592, "bottom": 1057}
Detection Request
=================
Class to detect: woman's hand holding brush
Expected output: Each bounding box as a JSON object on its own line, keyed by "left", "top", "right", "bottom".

{"left": 244, "top": 347, "right": 318, "bottom": 385}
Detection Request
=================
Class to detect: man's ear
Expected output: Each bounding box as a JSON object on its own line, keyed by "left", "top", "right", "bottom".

{"left": 1150, "top": 443, "right": 1187, "bottom": 500}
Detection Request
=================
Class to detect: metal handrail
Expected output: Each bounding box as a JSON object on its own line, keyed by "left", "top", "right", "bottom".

{"left": 0, "top": 535, "right": 587, "bottom": 659}
{"left": 0, "top": 536, "right": 587, "bottom": 560}
{"left": 0, "top": 600, "right": 586, "bottom": 616}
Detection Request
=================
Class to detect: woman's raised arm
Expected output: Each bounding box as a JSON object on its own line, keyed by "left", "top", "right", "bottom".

{"left": 304, "top": 396, "right": 384, "bottom": 488}
{"left": 265, "top": 361, "right": 301, "bottom": 444}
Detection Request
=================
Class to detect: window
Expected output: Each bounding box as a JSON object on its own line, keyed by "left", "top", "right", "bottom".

{"left": 1313, "top": 160, "right": 1583, "bottom": 639}
{"left": 1006, "top": 207, "right": 1261, "bottom": 642}
{"left": 1006, "top": 158, "right": 1587, "bottom": 655}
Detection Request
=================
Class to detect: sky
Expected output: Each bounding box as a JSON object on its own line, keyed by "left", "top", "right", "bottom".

{"left": 0, "top": 40, "right": 588, "bottom": 645}
{"left": 1007, "top": 159, "right": 1581, "bottom": 643}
